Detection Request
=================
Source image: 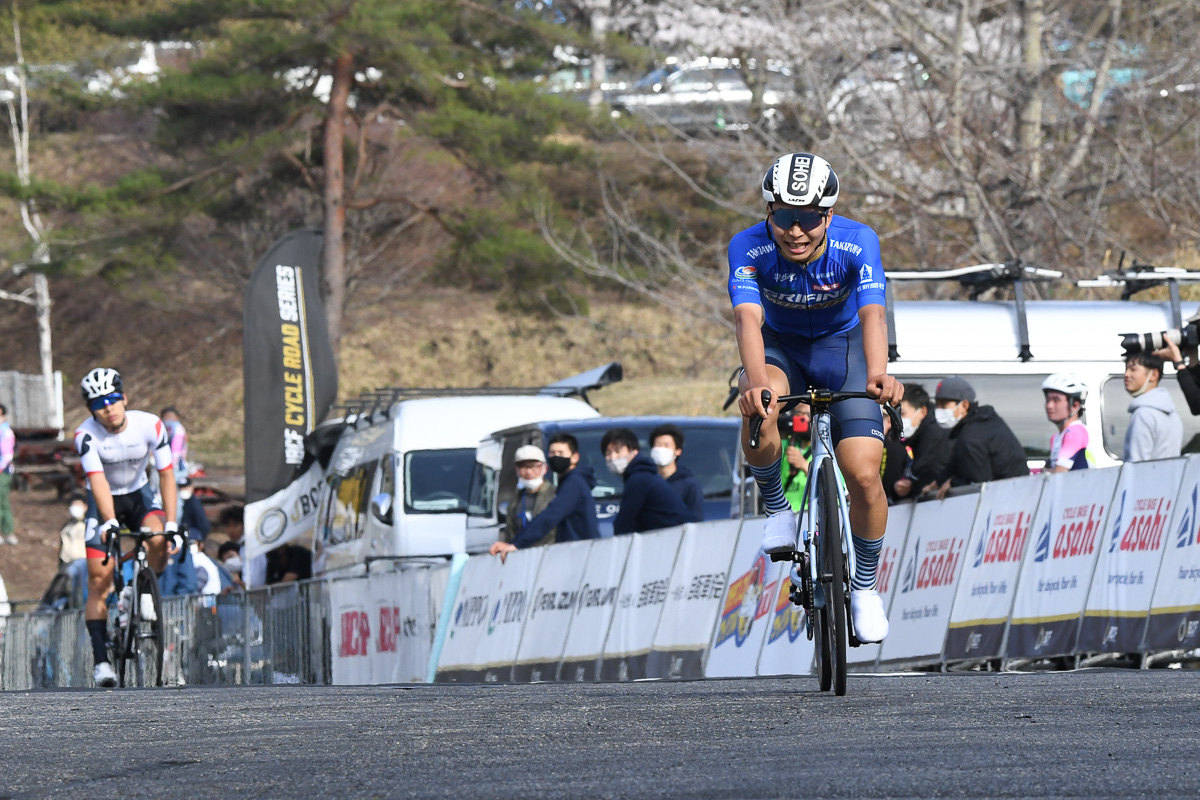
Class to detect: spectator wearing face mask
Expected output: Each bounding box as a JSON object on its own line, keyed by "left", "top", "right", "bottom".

{"left": 499, "top": 445, "right": 558, "bottom": 549}
{"left": 1123, "top": 351, "right": 1183, "bottom": 462}
{"left": 489, "top": 434, "right": 599, "bottom": 562}
{"left": 178, "top": 478, "right": 211, "bottom": 542}
{"left": 601, "top": 427, "right": 691, "bottom": 535}
{"left": 893, "top": 383, "right": 951, "bottom": 499}
{"left": 879, "top": 408, "right": 912, "bottom": 504}
{"left": 61, "top": 494, "right": 90, "bottom": 608}
{"left": 649, "top": 424, "right": 704, "bottom": 522}
{"left": 932, "top": 376, "right": 1028, "bottom": 497}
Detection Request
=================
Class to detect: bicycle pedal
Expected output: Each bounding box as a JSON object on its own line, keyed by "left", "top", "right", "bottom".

{"left": 768, "top": 550, "right": 797, "bottom": 563}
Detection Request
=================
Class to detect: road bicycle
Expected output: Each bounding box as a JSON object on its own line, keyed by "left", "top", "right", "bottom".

{"left": 749, "top": 388, "right": 901, "bottom": 696}
{"left": 102, "top": 526, "right": 176, "bottom": 687}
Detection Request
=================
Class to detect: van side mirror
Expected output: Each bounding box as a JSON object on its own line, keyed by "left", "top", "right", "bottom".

{"left": 370, "top": 493, "right": 393, "bottom": 525}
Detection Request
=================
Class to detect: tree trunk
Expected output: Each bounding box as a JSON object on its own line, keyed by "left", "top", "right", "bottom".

{"left": 322, "top": 53, "right": 354, "bottom": 362}
{"left": 588, "top": 1, "right": 610, "bottom": 109}
{"left": 1017, "top": 0, "right": 1045, "bottom": 184}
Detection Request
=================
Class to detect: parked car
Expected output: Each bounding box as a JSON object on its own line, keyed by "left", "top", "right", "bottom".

{"left": 608, "top": 58, "right": 795, "bottom": 133}
{"left": 472, "top": 415, "right": 742, "bottom": 538}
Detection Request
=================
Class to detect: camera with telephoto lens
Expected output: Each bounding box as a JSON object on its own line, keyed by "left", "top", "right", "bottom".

{"left": 1119, "top": 323, "right": 1200, "bottom": 355}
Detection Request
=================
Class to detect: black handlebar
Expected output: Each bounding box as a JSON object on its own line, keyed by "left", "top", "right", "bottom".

{"left": 101, "top": 525, "right": 189, "bottom": 567}
{"left": 746, "top": 389, "right": 903, "bottom": 449}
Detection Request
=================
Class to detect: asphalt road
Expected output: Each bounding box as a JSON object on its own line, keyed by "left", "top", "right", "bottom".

{"left": 2, "top": 671, "right": 1198, "bottom": 799}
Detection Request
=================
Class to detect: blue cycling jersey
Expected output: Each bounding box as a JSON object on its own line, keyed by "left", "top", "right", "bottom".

{"left": 727, "top": 215, "right": 886, "bottom": 339}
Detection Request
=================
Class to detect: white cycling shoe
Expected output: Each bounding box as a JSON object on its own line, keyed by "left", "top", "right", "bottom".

{"left": 760, "top": 509, "right": 798, "bottom": 554}
{"left": 851, "top": 589, "right": 889, "bottom": 643}
{"left": 94, "top": 661, "right": 118, "bottom": 688}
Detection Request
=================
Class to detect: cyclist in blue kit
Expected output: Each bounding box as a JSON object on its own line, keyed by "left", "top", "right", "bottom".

{"left": 730, "top": 152, "right": 903, "bottom": 643}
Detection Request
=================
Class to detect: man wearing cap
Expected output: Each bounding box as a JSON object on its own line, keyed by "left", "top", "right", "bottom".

{"left": 497, "top": 445, "right": 559, "bottom": 550}
{"left": 933, "top": 376, "right": 1028, "bottom": 497}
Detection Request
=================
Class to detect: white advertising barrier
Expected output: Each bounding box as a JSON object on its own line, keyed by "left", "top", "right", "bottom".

{"left": 1146, "top": 455, "right": 1200, "bottom": 651}
{"left": 243, "top": 462, "right": 323, "bottom": 563}
{"left": 330, "top": 576, "right": 373, "bottom": 685}
{"left": 512, "top": 539, "right": 593, "bottom": 682}
{"left": 435, "top": 547, "right": 545, "bottom": 683}
{"left": 1006, "top": 467, "right": 1120, "bottom": 660}
{"left": 368, "top": 567, "right": 440, "bottom": 684}
{"left": 943, "top": 476, "right": 1044, "bottom": 662}
{"left": 848, "top": 500, "right": 915, "bottom": 667}
{"left": 559, "top": 535, "right": 632, "bottom": 682}
{"left": 704, "top": 519, "right": 783, "bottom": 679}
{"left": 648, "top": 521, "right": 739, "bottom": 679}
{"left": 879, "top": 493, "right": 978, "bottom": 664}
{"left": 1079, "top": 458, "right": 1186, "bottom": 654}
{"left": 599, "top": 527, "right": 685, "bottom": 681}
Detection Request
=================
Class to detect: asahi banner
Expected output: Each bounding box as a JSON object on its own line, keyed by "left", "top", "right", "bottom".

{"left": 944, "top": 476, "right": 1044, "bottom": 662}
{"left": 1006, "top": 468, "right": 1119, "bottom": 659}
{"left": 1146, "top": 455, "right": 1200, "bottom": 650}
{"left": 243, "top": 228, "right": 337, "bottom": 504}
{"left": 1079, "top": 459, "right": 1184, "bottom": 653}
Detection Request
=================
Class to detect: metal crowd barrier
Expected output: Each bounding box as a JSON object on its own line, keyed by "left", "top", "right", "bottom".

{"left": 0, "top": 579, "right": 335, "bottom": 691}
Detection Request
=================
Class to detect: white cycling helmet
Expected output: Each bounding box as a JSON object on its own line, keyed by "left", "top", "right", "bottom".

{"left": 80, "top": 367, "right": 123, "bottom": 402}
{"left": 1042, "top": 373, "right": 1087, "bottom": 404}
{"left": 761, "top": 152, "right": 840, "bottom": 208}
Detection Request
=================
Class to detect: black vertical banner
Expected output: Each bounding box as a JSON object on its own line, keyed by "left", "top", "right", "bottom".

{"left": 242, "top": 228, "right": 338, "bottom": 504}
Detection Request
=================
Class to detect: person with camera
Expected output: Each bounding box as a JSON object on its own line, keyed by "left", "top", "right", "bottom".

{"left": 778, "top": 403, "right": 812, "bottom": 513}
{"left": 1153, "top": 335, "right": 1200, "bottom": 416}
{"left": 893, "top": 383, "right": 951, "bottom": 499}
{"left": 1122, "top": 351, "right": 1183, "bottom": 462}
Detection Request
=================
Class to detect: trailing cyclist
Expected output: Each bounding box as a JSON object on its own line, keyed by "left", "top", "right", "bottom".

{"left": 75, "top": 368, "right": 178, "bottom": 688}
{"left": 729, "top": 152, "right": 902, "bottom": 644}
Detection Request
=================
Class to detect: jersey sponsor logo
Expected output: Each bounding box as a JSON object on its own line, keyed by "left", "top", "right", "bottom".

{"left": 860, "top": 262, "right": 873, "bottom": 280}
{"left": 762, "top": 283, "right": 852, "bottom": 310}
{"left": 733, "top": 265, "right": 758, "bottom": 280}
{"left": 78, "top": 432, "right": 92, "bottom": 456}
{"left": 830, "top": 240, "right": 864, "bottom": 257}
{"left": 745, "top": 243, "right": 775, "bottom": 259}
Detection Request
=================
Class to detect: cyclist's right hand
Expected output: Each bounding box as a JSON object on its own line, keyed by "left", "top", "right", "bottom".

{"left": 99, "top": 518, "right": 119, "bottom": 543}
{"left": 739, "top": 386, "right": 774, "bottom": 420}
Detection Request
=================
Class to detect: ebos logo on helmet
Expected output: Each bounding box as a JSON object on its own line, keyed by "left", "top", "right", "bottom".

{"left": 788, "top": 155, "right": 812, "bottom": 195}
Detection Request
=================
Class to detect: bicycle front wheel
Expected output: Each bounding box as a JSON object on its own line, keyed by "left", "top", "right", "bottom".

{"left": 133, "top": 568, "right": 165, "bottom": 687}
{"left": 817, "top": 458, "right": 847, "bottom": 696}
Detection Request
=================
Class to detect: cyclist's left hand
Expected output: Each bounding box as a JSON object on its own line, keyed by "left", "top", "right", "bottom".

{"left": 866, "top": 373, "right": 904, "bottom": 405}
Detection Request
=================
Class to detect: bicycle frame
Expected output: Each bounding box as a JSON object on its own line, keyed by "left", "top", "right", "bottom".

{"left": 791, "top": 405, "right": 856, "bottom": 631}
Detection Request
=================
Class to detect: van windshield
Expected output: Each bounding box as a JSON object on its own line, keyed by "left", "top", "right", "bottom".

{"left": 567, "top": 424, "right": 738, "bottom": 501}
{"left": 404, "top": 449, "right": 476, "bottom": 514}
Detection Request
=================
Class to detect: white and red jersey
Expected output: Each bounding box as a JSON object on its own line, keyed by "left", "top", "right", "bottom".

{"left": 74, "top": 410, "right": 173, "bottom": 495}
{"left": 1048, "top": 419, "right": 1091, "bottom": 471}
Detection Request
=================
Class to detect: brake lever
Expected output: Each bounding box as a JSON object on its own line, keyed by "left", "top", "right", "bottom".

{"left": 747, "top": 389, "right": 772, "bottom": 449}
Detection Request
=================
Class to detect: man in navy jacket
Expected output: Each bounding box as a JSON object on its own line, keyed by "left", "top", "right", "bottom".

{"left": 602, "top": 428, "right": 691, "bottom": 535}
{"left": 649, "top": 423, "right": 705, "bottom": 522}
{"left": 490, "top": 433, "right": 600, "bottom": 561}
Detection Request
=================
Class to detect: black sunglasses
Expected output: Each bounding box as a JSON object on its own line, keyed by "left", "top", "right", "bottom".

{"left": 770, "top": 207, "right": 828, "bottom": 231}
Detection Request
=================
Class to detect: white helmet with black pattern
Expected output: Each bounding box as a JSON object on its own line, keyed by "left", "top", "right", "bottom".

{"left": 80, "top": 367, "right": 123, "bottom": 401}
{"left": 761, "top": 152, "right": 839, "bottom": 208}
{"left": 1042, "top": 373, "right": 1087, "bottom": 405}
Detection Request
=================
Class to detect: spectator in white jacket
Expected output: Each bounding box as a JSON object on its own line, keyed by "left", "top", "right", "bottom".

{"left": 1123, "top": 352, "right": 1183, "bottom": 462}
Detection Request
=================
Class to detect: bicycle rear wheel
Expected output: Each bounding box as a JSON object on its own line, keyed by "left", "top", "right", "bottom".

{"left": 817, "top": 459, "right": 847, "bottom": 696}
{"left": 133, "top": 567, "right": 165, "bottom": 687}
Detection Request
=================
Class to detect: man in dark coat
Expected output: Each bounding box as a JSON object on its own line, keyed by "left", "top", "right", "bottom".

{"left": 893, "top": 383, "right": 952, "bottom": 499}
{"left": 649, "top": 423, "right": 705, "bottom": 522}
{"left": 932, "top": 376, "right": 1029, "bottom": 496}
{"left": 601, "top": 428, "right": 691, "bottom": 535}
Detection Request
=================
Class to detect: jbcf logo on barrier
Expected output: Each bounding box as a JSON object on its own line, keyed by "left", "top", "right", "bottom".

{"left": 378, "top": 606, "right": 417, "bottom": 653}
{"left": 338, "top": 610, "right": 370, "bottom": 658}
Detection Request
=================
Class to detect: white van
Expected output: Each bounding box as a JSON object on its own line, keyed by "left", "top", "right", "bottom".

{"left": 888, "top": 299, "right": 1200, "bottom": 468}
{"left": 311, "top": 365, "right": 618, "bottom": 576}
